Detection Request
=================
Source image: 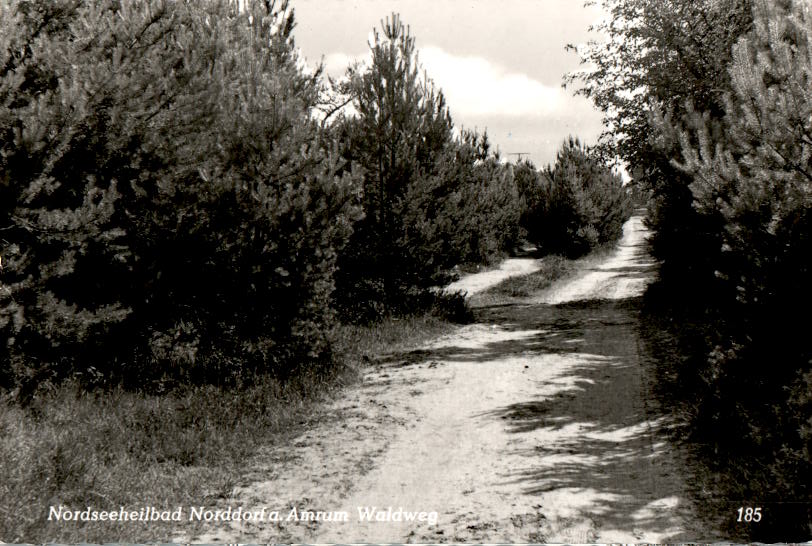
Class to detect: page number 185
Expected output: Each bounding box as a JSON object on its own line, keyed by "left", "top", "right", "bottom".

{"left": 737, "top": 507, "right": 762, "bottom": 522}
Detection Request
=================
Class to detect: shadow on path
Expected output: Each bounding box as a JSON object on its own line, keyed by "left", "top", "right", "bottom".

{"left": 373, "top": 268, "right": 702, "bottom": 540}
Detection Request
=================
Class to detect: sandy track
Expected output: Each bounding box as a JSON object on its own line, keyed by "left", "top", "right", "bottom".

{"left": 178, "top": 215, "right": 715, "bottom": 543}
{"left": 445, "top": 257, "right": 542, "bottom": 296}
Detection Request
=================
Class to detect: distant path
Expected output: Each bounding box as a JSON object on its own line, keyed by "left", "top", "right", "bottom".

{"left": 445, "top": 257, "right": 541, "bottom": 296}
{"left": 178, "top": 214, "right": 717, "bottom": 543}
{"left": 536, "top": 215, "right": 654, "bottom": 304}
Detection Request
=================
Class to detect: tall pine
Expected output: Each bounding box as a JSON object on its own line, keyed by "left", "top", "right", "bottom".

{"left": 334, "top": 13, "right": 456, "bottom": 320}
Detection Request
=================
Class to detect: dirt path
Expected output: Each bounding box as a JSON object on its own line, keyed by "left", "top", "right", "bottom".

{"left": 445, "top": 257, "right": 542, "bottom": 296}
{"left": 178, "top": 215, "right": 715, "bottom": 543}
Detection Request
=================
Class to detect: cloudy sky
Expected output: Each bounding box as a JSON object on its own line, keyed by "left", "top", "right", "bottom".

{"left": 290, "top": 0, "right": 606, "bottom": 167}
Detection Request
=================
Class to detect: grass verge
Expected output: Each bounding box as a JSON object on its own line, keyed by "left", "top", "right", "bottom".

{"left": 0, "top": 314, "right": 455, "bottom": 543}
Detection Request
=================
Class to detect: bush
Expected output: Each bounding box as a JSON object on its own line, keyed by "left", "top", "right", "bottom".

{"left": 431, "top": 130, "right": 523, "bottom": 266}
{"left": 0, "top": 0, "right": 362, "bottom": 395}
{"left": 431, "top": 290, "right": 474, "bottom": 324}
{"left": 663, "top": 2, "right": 812, "bottom": 536}
{"left": 522, "top": 137, "right": 633, "bottom": 257}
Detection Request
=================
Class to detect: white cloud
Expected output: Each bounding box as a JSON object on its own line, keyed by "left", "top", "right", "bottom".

{"left": 322, "top": 46, "right": 578, "bottom": 120}
{"left": 322, "top": 52, "right": 360, "bottom": 78}
{"left": 418, "top": 46, "right": 567, "bottom": 118}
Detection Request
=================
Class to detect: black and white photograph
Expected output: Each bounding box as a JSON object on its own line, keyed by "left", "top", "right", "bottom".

{"left": 0, "top": 0, "right": 810, "bottom": 543}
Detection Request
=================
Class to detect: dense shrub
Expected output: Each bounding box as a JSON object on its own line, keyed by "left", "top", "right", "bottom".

{"left": 431, "top": 130, "right": 523, "bottom": 265}
{"left": 514, "top": 158, "right": 547, "bottom": 237}
{"left": 0, "top": 0, "right": 362, "bottom": 395}
{"left": 662, "top": 1, "right": 812, "bottom": 535}
{"left": 523, "top": 137, "right": 633, "bottom": 257}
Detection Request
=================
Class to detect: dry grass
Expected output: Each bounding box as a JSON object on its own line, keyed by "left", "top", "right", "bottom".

{"left": 0, "top": 314, "right": 456, "bottom": 543}
{"left": 0, "top": 378, "right": 316, "bottom": 542}
{"left": 331, "top": 313, "right": 455, "bottom": 362}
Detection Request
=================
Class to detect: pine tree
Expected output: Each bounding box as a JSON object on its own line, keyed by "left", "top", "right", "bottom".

{"left": 0, "top": 0, "right": 195, "bottom": 391}
{"left": 434, "top": 129, "right": 523, "bottom": 264}
{"left": 334, "top": 13, "right": 456, "bottom": 320}
{"left": 0, "top": 0, "right": 363, "bottom": 393}
{"left": 668, "top": 0, "right": 811, "bottom": 537}
{"left": 534, "top": 137, "right": 632, "bottom": 256}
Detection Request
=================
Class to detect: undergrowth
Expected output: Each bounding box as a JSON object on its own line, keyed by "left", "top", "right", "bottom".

{"left": 638, "top": 288, "right": 812, "bottom": 542}
{"left": 0, "top": 314, "right": 455, "bottom": 543}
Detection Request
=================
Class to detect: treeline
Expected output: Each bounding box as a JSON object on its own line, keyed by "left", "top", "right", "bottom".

{"left": 516, "top": 137, "right": 633, "bottom": 257}
{"left": 0, "top": 0, "right": 630, "bottom": 396}
{"left": 569, "top": 0, "right": 810, "bottom": 539}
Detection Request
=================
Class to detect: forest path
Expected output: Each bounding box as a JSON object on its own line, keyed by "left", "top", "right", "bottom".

{"left": 179, "top": 215, "right": 715, "bottom": 543}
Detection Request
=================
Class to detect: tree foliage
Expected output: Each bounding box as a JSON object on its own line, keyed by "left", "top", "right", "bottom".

{"left": 566, "top": 0, "right": 753, "bottom": 293}
{"left": 0, "top": 0, "right": 362, "bottom": 393}
{"left": 519, "top": 138, "right": 632, "bottom": 257}
{"left": 666, "top": 1, "right": 812, "bottom": 535}
{"left": 333, "top": 14, "right": 523, "bottom": 322}
{"left": 430, "top": 129, "right": 523, "bottom": 265}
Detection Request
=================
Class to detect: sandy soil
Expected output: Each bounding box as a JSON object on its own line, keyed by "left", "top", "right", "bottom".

{"left": 176, "top": 214, "right": 717, "bottom": 543}
{"left": 445, "top": 257, "right": 542, "bottom": 296}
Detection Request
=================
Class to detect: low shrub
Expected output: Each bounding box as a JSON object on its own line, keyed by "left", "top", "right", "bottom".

{"left": 431, "top": 290, "right": 474, "bottom": 324}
